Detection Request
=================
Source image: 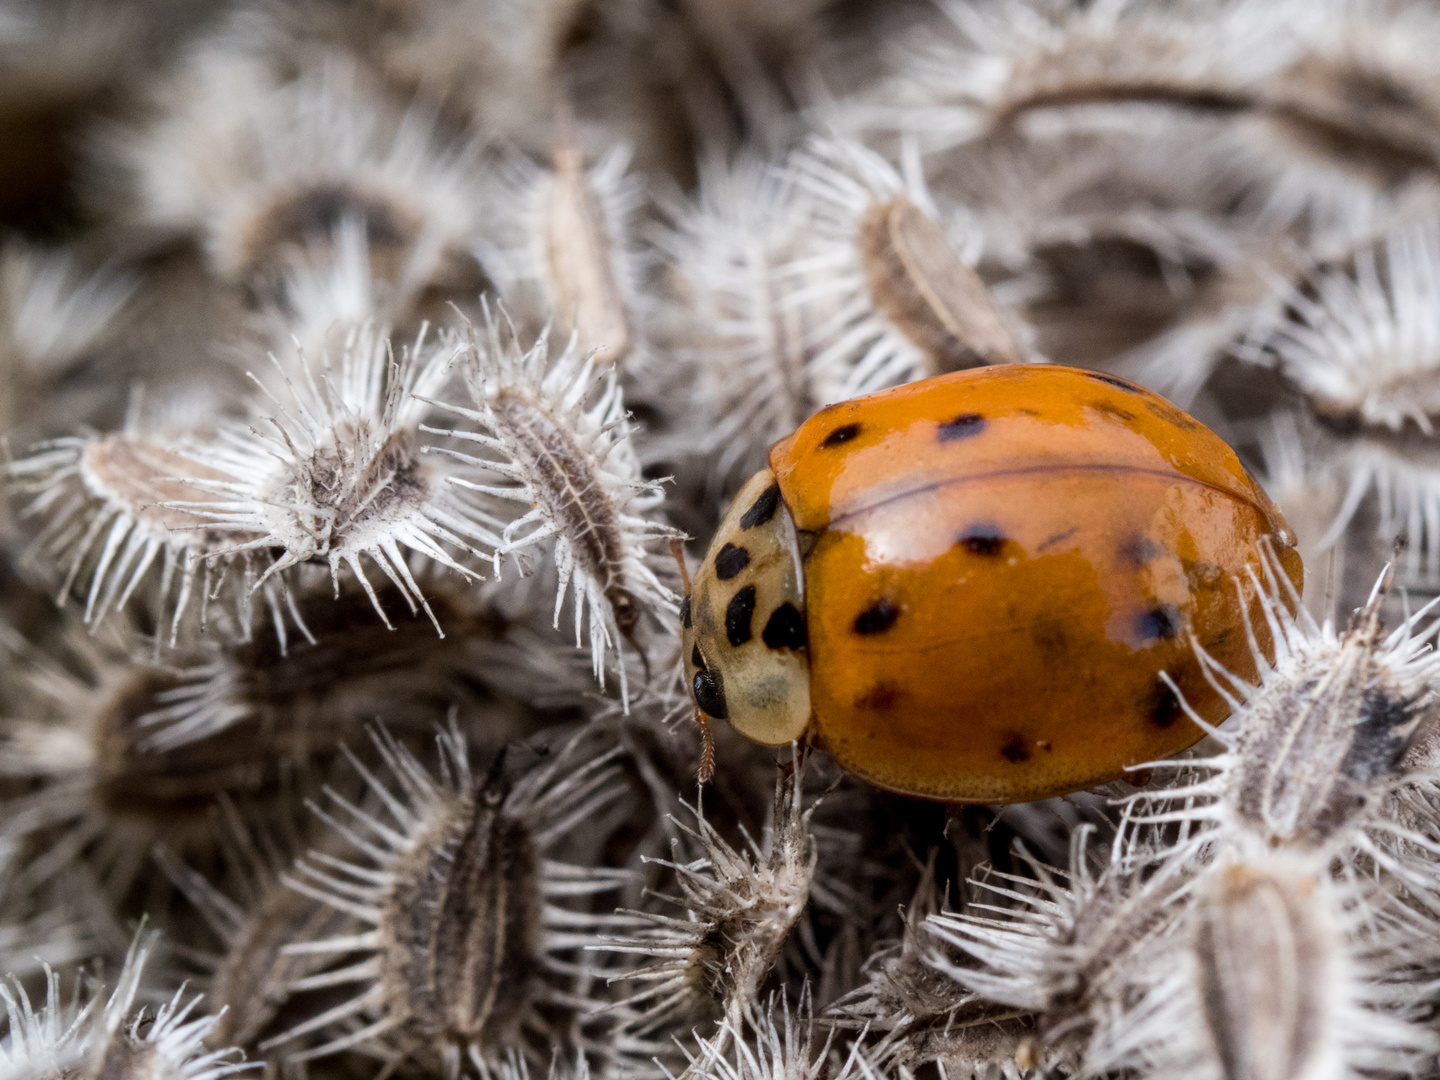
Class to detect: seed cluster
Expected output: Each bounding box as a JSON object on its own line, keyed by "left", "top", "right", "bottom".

{"left": 8, "top": 3, "right": 1440, "bottom": 1080}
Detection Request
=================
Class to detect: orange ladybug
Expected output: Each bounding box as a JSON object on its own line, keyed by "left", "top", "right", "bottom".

{"left": 680, "top": 365, "right": 1302, "bottom": 803}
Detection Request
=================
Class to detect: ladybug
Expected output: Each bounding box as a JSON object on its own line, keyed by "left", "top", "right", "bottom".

{"left": 680, "top": 365, "right": 1302, "bottom": 804}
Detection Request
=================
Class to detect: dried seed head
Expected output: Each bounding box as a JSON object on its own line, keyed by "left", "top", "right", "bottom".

{"left": 830, "top": 864, "right": 1031, "bottom": 1074}
{"left": 119, "top": 55, "right": 486, "bottom": 299}
{"left": 172, "top": 324, "right": 502, "bottom": 634}
{"left": 1255, "top": 222, "right": 1440, "bottom": 434}
{"left": 857, "top": 194, "right": 1021, "bottom": 371}
{"left": 785, "top": 138, "right": 1016, "bottom": 402}
{"left": 135, "top": 579, "right": 512, "bottom": 752}
{"left": 0, "top": 933, "right": 255, "bottom": 1080}
{"left": 267, "top": 724, "right": 631, "bottom": 1076}
{"left": 1134, "top": 558, "right": 1440, "bottom": 856}
{"left": 479, "top": 144, "right": 642, "bottom": 371}
{"left": 1240, "top": 223, "right": 1440, "bottom": 580}
{"left": 1087, "top": 853, "right": 1435, "bottom": 1080}
{"left": 654, "top": 155, "right": 818, "bottom": 470}
{"left": 0, "top": 619, "right": 327, "bottom": 902}
{"left": 1194, "top": 859, "right": 1334, "bottom": 1080}
{"left": 603, "top": 765, "right": 816, "bottom": 1037}
{"left": 2, "top": 427, "right": 286, "bottom": 642}
{"left": 843, "top": 0, "right": 1300, "bottom": 150}
{"left": 0, "top": 245, "right": 134, "bottom": 437}
{"left": 156, "top": 802, "right": 357, "bottom": 1054}
{"left": 426, "top": 316, "right": 681, "bottom": 701}
{"left": 926, "top": 825, "right": 1191, "bottom": 1062}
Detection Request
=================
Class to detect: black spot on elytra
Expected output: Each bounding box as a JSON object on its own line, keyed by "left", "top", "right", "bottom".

{"left": 1088, "top": 371, "right": 1142, "bottom": 393}
{"left": 1123, "top": 537, "right": 1168, "bottom": 565}
{"left": 937, "top": 413, "right": 986, "bottom": 442}
{"left": 1136, "top": 604, "right": 1183, "bottom": 642}
{"left": 1038, "top": 527, "right": 1079, "bottom": 552}
{"left": 725, "top": 585, "right": 757, "bottom": 646}
{"left": 1000, "top": 734, "right": 1031, "bottom": 763}
{"left": 821, "top": 423, "right": 862, "bottom": 447}
{"left": 958, "top": 522, "right": 1006, "bottom": 556}
{"left": 691, "top": 644, "right": 706, "bottom": 670}
{"left": 692, "top": 669, "right": 728, "bottom": 719}
{"left": 739, "top": 484, "right": 781, "bottom": 529}
{"left": 1032, "top": 622, "right": 1069, "bottom": 656}
{"left": 714, "top": 543, "right": 750, "bottom": 580}
{"left": 853, "top": 597, "right": 900, "bottom": 635}
{"left": 856, "top": 683, "right": 904, "bottom": 711}
{"left": 1149, "top": 681, "right": 1184, "bottom": 728}
{"left": 1146, "top": 398, "right": 1201, "bottom": 430}
{"left": 762, "top": 603, "right": 807, "bottom": 650}
{"left": 680, "top": 594, "right": 692, "bottom": 630}
{"left": 1090, "top": 400, "right": 1137, "bottom": 422}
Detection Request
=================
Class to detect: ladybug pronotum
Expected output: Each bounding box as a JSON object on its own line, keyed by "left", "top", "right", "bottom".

{"left": 681, "top": 365, "right": 1303, "bottom": 803}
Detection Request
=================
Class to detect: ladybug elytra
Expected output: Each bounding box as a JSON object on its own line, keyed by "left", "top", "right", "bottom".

{"left": 681, "top": 365, "right": 1303, "bottom": 804}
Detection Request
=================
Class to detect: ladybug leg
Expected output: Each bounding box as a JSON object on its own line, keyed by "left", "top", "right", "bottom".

{"left": 693, "top": 708, "right": 715, "bottom": 784}
{"left": 779, "top": 729, "right": 819, "bottom": 779}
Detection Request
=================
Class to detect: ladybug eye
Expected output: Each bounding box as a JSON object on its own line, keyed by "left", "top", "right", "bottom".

{"left": 692, "top": 668, "right": 729, "bottom": 719}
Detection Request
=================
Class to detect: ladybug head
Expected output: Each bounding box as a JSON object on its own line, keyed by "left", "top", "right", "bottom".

{"left": 680, "top": 467, "right": 812, "bottom": 748}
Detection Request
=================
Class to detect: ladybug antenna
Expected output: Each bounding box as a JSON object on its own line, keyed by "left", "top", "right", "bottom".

{"left": 670, "top": 537, "right": 692, "bottom": 594}
{"left": 694, "top": 708, "right": 715, "bottom": 784}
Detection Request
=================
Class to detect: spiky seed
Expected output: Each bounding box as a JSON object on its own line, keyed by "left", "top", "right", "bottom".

{"left": 376, "top": 768, "right": 542, "bottom": 1060}
{"left": 784, "top": 138, "right": 1010, "bottom": 406}
{"left": 0, "top": 933, "right": 255, "bottom": 1080}
{"left": 1132, "top": 559, "right": 1440, "bottom": 856}
{"left": 1194, "top": 860, "right": 1331, "bottom": 1080}
{"left": 603, "top": 764, "right": 816, "bottom": 1038}
{"left": 859, "top": 196, "right": 1021, "bottom": 370}
{"left": 427, "top": 316, "right": 680, "bottom": 700}
{"left": 830, "top": 864, "right": 1031, "bottom": 1073}
{"left": 0, "top": 622, "right": 332, "bottom": 901}
{"left": 120, "top": 57, "right": 487, "bottom": 303}
{"left": 1254, "top": 222, "right": 1440, "bottom": 435}
{"left": 168, "top": 325, "right": 502, "bottom": 633}
{"left": 156, "top": 807, "right": 356, "bottom": 1054}
{"left": 136, "top": 581, "right": 506, "bottom": 751}
{"left": 4, "top": 433, "right": 268, "bottom": 638}
{"left": 268, "top": 725, "right": 630, "bottom": 1075}
{"left": 541, "top": 145, "right": 633, "bottom": 370}
{"left": 926, "top": 822, "right": 1194, "bottom": 1065}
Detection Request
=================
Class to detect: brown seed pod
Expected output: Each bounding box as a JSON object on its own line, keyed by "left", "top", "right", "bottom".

{"left": 539, "top": 145, "right": 636, "bottom": 371}
{"left": 4, "top": 430, "right": 275, "bottom": 642}
{"left": 1130, "top": 559, "right": 1440, "bottom": 857}
{"left": 135, "top": 574, "right": 524, "bottom": 754}
{"left": 858, "top": 195, "right": 1022, "bottom": 371}
{"left": 1086, "top": 853, "right": 1434, "bottom": 1080}
{"left": 1194, "top": 859, "right": 1332, "bottom": 1080}
{"left": 0, "top": 616, "right": 338, "bottom": 904}
{"left": 426, "top": 316, "right": 681, "bottom": 703}
{"left": 829, "top": 862, "right": 1034, "bottom": 1074}
{"left": 265, "top": 724, "right": 635, "bottom": 1077}
{"left": 156, "top": 802, "right": 356, "bottom": 1056}
{"left": 784, "top": 138, "right": 1026, "bottom": 399}
{"left": 603, "top": 764, "right": 816, "bottom": 1046}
